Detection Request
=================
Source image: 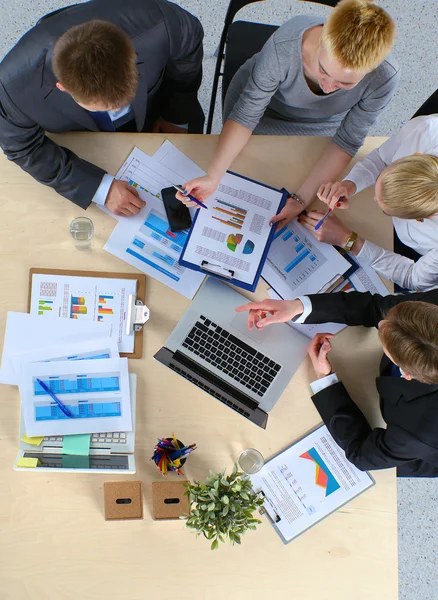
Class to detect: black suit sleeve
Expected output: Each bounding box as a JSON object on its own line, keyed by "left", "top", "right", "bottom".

{"left": 0, "top": 81, "right": 105, "bottom": 209}
{"left": 157, "top": 2, "right": 203, "bottom": 125}
{"left": 312, "top": 381, "right": 438, "bottom": 471}
{"left": 304, "top": 289, "right": 438, "bottom": 328}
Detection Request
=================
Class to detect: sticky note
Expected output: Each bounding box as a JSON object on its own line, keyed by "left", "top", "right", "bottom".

{"left": 17, "top": 457, "right": 40, "bottom": 468}
{"left": 21, "top": 434, "right": 44, "bottom": 447}
{"left": 62, "top": 434, "right": 91, "bottom": 456}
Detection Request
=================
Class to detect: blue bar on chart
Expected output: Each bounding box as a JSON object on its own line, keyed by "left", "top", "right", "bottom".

{"left": 285, "top": 249, "right": 310, "bottom": 273}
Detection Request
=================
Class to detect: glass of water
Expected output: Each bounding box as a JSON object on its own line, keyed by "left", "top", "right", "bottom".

{"left": 238, "top": 448, "right": 264, "bottom": 475}
{"left": 69, "top": 217, "right": 94, "bottom": 250}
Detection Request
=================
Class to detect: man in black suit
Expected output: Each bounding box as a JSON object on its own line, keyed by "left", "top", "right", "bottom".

{"left": 236, "top": 290, "right": 438, "bottom": 477}
{"left": 0, "top": 0, "right": 204, "bottom": 216}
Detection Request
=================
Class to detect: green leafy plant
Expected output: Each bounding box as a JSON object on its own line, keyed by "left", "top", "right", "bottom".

{"left": 182, "top": 463, "right": 264, "bottom": 550}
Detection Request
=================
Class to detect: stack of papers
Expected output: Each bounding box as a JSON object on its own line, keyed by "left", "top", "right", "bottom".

{"left": 0, "top": 312, "right": 133, "bottom": 437}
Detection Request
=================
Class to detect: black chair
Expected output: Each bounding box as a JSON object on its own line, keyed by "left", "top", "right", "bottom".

{"left": 206, "top": 0, "right": 339, "bottom": 133}
{"left": 412, "top": 89, "right": 438, "bottom": 118}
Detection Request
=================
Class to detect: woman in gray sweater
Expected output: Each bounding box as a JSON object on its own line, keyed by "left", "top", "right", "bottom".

{"left": 178, "top": 0, "right": 399, "bottom": 226}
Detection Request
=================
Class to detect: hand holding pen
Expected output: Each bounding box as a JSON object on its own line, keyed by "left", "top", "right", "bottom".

{"left": 313, "top": 180, "right": 357, "bottom": 230}
{"left": 175, "top": 174, "right": 219, "bottom": 208}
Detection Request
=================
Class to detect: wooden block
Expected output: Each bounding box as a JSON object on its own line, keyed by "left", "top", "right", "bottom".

{"left": 104, "top": 481, "right": 143, "bottom": 521}
{"left": 152, "top": 481, "right": 190, "bottom": 520}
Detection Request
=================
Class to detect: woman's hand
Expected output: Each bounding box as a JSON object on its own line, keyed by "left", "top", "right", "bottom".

{"left": 307, "top": 333, "right": 334, "bottom": 379}
{"left": 175, "top": 174, "right": 219, "bottom": 207}
{"left": 269, "top": 197, "right": 306, "bottom": 229}
{"left": 298, "top": 210, "right": 352, "bottom": 247}
{"left": 235, "top": 298, "right": 304, "bottom": 330}
{"left": 317, "top": 180, "right": 357, "bottom": 210}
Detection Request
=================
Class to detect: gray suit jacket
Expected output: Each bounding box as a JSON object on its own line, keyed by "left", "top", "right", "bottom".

{"left": 0, "top": 0, "right": 203, "bottom": 208}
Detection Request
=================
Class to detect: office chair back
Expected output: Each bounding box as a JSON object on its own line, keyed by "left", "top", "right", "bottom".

{"left": 412, "top": 89, "right": 438, "bottom": 118}
{"left": 207, "top": 0, "right": 339, "bottom": 133}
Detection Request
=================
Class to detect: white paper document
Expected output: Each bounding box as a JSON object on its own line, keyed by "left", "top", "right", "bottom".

{"left": 262, "top": 220, "right": 351, "bottom": 299}
{"left": 104, "top": 147, "right": 205, "bottom": 299}
{"left": 250, "top": 425, "right": 374, "bottom": 543}
{"left": 0, "top": 313, "right": 112, "bottom": 386}
{"left": 20, "top": 358, "right": 132, "bottom": 436}
{"left": 181, "top": 172, "right": 284, "bottom": 287}
{"left": 341, "top": 253, "right": 390, "bottom": 295}
{"left": 29, "top": 274, "right": 137, "bottom": 353}
{"left": 14, "top": 337, "right": 119, "bottom": 369}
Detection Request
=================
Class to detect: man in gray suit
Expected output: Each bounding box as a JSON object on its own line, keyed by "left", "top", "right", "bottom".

{"left": 0, "top": 0, "right": 204, "bottom": 216}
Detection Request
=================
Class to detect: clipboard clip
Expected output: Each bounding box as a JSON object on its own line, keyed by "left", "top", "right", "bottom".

{"left": 201, "top": 260, "right": 234, "bottom": 280}
{"left": 126, "top": 294, "right": 150, "bottom": 335}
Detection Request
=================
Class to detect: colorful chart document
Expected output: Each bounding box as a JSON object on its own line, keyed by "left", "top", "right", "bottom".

{"left": 104, "top": 147, "right": 205, "bottom": 299}
{"left": 262, "top": 220, "right": 351, "bottom": 299}
{"left": 29, "top": 274, "right": 137, "bottom": 353}
{"left": 250, "top": 425, "right": 374, "bottom": 543}
{"left": 180, "top": 172, "right": 285, "bottom": 290}
{"left": 20, "top": 358, "right": 132, "bottom": 436}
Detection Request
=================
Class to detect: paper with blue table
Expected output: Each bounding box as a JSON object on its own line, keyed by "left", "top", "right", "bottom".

{"left": 20, "top": 357, "right": 132, "bottom": 437}
{"left": 104, "top": 146, "right": 205, "bottom": 299}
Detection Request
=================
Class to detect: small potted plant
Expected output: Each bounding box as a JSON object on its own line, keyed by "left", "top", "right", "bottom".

{"left": 183, "top": 463, "right": 264, "bottom": 549}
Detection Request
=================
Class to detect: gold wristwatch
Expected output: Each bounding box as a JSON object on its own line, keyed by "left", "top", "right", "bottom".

{"left": 343, "top": 231, "right": 357, "bottom": 252}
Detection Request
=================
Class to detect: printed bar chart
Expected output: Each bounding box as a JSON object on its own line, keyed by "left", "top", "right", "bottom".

{"left": 213, "top": 199, "right": 247, "bottom": 230}
{"left": 98, "top": 294, "right": 114, "bottom": 321}
{"left": 70, "top": 295, "right": 88, "bottom": 318}
{"left": 37, "top": 299, "right": 53, "bottom": 315}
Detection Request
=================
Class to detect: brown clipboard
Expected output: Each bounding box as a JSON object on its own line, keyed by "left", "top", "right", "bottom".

{"left": 28, "top": 268, "right": 146, "bottom": 358}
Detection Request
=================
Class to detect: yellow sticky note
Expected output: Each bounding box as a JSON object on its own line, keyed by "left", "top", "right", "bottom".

{"left": 17, "top": 457, "right": 41, "bottom": 468}
{"left": 21, "top": 434, "right": 44, "bottom": 447}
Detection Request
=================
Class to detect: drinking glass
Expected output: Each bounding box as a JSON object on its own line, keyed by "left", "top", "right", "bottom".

{"left": 238, "top": 448, "right": 264, "bottom": 475}
{"left": 69, "top": 217, "right": 94, "bottom": 250}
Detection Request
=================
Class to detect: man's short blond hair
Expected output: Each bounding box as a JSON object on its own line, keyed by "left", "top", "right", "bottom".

{"left": 321, "top": 0, "right": 396, "bottom": 71}
{"left": 379, "top": 301, "right": 438, "bottom": 385}
{"left": 380, "top": 154, "right": 438, "bottom": 219}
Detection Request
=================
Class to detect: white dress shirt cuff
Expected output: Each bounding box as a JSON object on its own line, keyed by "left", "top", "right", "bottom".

{"left": 293, "top": 296, "right": 312, "bottom": 323}
{"left": 342, "top": 172, "right": 369, "bottom": 195}
{"left": 92, "top": 174, "right": 114, "bottom": 206}
{"left": 310, "top": 373, "right": 339, "bottom": 395}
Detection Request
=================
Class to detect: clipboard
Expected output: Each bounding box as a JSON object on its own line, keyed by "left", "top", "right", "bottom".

{"left": 28, "top": 268, "right": 147, "bottom": 358}
{"left": 179, "top": 171, "right": 288, "bottom": 292}
{"left": 251, "top": 424, "right": 375, "bottom": 545}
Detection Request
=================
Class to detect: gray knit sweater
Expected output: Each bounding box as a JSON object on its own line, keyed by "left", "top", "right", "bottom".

{"left": 227, "top": 16, "right": 400, "bottom": 156}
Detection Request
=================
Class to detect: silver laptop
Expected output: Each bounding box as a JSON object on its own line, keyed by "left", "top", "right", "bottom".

{"left": 14, "top": 374, "right": 137, "bottom": 473}
{"left": 154, "top": 278, "right": 308, "bottom": 428}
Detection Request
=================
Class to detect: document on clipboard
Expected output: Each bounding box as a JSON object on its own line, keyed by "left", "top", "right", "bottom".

{"left": 179, "top": 172, "right": 287, "bottom": 292}
{"left": 261, "top": 218, "right": 351, "bottom": 299}
{"left": 250, "top": 424, "right": 374, "bottom": 544}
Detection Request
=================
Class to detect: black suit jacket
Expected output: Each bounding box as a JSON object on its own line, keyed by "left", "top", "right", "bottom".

{"left": 0, "top": 0, "right": 203, "bottom": 208}
{"left": 305, "top": 289, "right": 438, "bottom": 475}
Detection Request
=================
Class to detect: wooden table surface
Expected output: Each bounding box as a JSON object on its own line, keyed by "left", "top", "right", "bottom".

{"left": 0, "top": 134, "right": 398, "bottom": 600}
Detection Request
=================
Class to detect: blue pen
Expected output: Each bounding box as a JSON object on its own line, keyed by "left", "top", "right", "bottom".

{"left": 173, "top": 184, "right": 208, "bottom": 209}
{"left": 314, "top": 208, "right": 332, "bottom": 231}
{"left": 36, "top": 378, "right": 74, "bottom": 418}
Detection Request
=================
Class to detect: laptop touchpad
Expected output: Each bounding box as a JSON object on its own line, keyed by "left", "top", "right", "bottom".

{"left": 230, "top": 312, "right": 268, "bottom": 345}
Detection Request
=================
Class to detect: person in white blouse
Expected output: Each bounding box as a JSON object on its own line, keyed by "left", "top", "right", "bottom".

{"left": 296, "top": 115, "right": 438, "bottom": 291}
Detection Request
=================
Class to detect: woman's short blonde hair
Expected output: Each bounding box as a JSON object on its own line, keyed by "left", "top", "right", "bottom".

{"left": 380, "top": 154, "right": 438, "bottom": 219}
{"left": 321, "top": 0, "right": 396, "bottom": 71}
{"left": 379, "top": 301, "right": 438, "bottom": 385}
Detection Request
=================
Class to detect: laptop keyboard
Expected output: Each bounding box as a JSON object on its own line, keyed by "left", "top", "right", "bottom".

{"left": 44, "top": 433, "right": 127, "bottom": 444}
{"left": 182, "top": 315, "right": 281, "bottom": 396}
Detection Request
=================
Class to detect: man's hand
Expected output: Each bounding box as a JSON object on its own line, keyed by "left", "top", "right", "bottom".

{"left": 235, "top": 298, "right": 304, "bottom": 330}
{"left": 152, "top": 118, "right": 188, "bottom": 134}
{"left": 270, "top": 197, "right": 306, "bottom": 229}
{"left": 105, "top": 180, "right": 146, "bottom": 217}
{"left": 175, "top": 175, "right": 219, "bottom": 207}
{"left": 317, "top": 180, "right": 357, "bottom": 210}
{"left": 308, "top": 333, "right": 334, "bottom": 379}
{"left": 298, "top": 210, "right": 352, "bottom": 247}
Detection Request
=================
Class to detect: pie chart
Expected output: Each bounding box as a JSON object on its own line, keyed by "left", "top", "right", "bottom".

{"left": 243, "top": 240, "right": 255, "bottom": 255}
